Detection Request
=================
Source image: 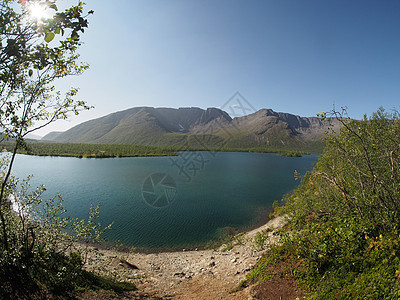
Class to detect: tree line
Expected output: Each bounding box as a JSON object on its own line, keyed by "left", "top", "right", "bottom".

{"left": 1, "top": 141, "right": 179, "bottom": 157}
{"left": 0, "top": 141, "right": 310, "bottom": 158}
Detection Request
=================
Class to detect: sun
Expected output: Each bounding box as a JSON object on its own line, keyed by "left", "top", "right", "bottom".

{"left": 28, "top": 2, "right": 50, "bottom": 21}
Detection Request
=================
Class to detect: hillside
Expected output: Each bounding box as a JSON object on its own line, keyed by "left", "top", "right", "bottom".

{"left": 41, "top": 131, "right": 63, "bottom": 141}
{"left": 25, "top": 133, "right": 42, "bottom": 140}
{"left": 44, "top": 107, "right": 339, "bottom": 151}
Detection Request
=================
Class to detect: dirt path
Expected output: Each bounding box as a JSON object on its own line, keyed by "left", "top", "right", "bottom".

{"left": 80, "top": 216, "right": 286, "bottom": 299}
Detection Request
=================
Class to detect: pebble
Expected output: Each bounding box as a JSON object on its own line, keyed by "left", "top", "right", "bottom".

{"left": 174, "top": 272, "right": 185, "bottom": 278}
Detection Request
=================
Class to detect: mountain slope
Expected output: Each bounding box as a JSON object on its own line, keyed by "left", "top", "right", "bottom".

{"left": 41, "top": 131, "right": 64, "bottom": 141}
{"left": 222, "top": 109, "right": 333, "bottom": 147}
{"left": 46, "top": 107, "right": 338, "bottom": 150}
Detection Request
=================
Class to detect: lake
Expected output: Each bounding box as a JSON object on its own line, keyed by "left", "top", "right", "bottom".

{"left": 10, "top": 151, "right": 319, "bottom": 250}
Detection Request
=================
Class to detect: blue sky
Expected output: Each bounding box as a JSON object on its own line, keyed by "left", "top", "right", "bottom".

{"left": 37, "top": 0, "right": 400, "bottom": 136}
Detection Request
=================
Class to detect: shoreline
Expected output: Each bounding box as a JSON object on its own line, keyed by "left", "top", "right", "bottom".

{"left": 2, "top": 144, "right": 315, "bottom": 159}
{"left": 81, "top": 215, "right": 287, "bottom": 299}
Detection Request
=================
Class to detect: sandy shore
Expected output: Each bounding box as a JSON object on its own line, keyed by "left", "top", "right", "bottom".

{"left": 79, "top": 215, "right": 286, "bottom": 300}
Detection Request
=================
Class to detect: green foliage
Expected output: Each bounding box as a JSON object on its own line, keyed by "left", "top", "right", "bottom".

{"left": 0, "top": 163, "right": 118, "bottom": 296}
{"left": 244, "top": 229, "right": 301, "bottom": 287}
{"left": 0, "top": 1, "right": 134, "bottom": 297}
{"left": 277, "top": 150, "right": 305, "bottom": 157}
{"left": 268, "top": 199, "right": 284, "bottom": 219}
{"left": 0, "top": 0, "right": 92, "bottom": 143}
{"left": 245, "top": 108, "right": 400, "bottom": 298}
{"left": 288, "top": 108, "right": 400, "bottom": 231}
{"left": 253, "top": 228, "right": 272, "bottom": 251}
{"left": 0, "top": 0, "right": 94, "bottom": 257}
{"left": 1, "top": 141, "right": 180, "bottom": 157}
{"left": 1, "top": 140, "right": 315, "bottom": 158}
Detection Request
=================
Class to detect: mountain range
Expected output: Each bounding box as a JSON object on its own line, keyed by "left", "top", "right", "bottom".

{"left": 42, "top": 107, "right": 339, "bottom": 151}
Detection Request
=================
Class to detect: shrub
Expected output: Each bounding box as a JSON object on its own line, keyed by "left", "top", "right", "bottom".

{"left": 245, "top": 109, "right": 400, "bottom": 298}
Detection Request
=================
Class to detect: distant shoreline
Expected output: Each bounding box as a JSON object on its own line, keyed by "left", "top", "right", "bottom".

{"left": 2, "top": 142, "right": 312, "bottom": 159}
{"left": 15, "top": 149, "right": 307, "bottom": 158}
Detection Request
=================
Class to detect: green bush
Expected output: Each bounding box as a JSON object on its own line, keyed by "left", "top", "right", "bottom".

{"left": 245, "top": 109, "right": 400, "bottom": 299}
{"left": 253, "top": 228, "right": 272, "bottom": 251}
{"left": 0, "top": 161, "right": 129, "bottom": 297}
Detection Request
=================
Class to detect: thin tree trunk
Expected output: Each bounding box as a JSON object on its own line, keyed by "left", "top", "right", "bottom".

{"left": 0, "top": 140, "right": 20, "bottom": 251}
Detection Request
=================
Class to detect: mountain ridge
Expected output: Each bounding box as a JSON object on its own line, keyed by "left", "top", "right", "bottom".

{"left": 42, "top": 107, "right": 338, "bottom": 151}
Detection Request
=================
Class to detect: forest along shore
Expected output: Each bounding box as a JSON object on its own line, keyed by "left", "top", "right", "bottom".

{"left": 79, "top": 216, "right": 286, "bottom": 299}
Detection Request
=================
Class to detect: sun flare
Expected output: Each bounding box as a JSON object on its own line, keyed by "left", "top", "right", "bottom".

{"left": 28, "top": 2, "right": 50, "bottom": 21}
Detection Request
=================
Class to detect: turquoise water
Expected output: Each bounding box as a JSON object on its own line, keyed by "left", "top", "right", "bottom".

{"left": 11, "top": 151, "right": 319, "bottom": 250}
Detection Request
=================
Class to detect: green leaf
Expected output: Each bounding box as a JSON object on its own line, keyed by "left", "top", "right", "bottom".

{"left": 45, "top": 32, "right": 55, "bottom": 43}
{"left": 54, "top": 28, "right": 61, "bottom": 35}
{"left": 49, "top": 4, "right": 58, "bottom": 11}
{"left": 28, "top": 69, "right": 33, "bottom": 77}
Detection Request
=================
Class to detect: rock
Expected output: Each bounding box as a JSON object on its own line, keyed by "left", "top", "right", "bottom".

{"left": 174, "top": 272, "right": 185, "bottom": 278}
{"left": 231, "top": 258, "right": 237, "bottom": 263}
{"left": 209, "top": 261, "right": 216, "bottom": 267}
{"left": 120, "top": 259, "right": 139, "bottom": 269}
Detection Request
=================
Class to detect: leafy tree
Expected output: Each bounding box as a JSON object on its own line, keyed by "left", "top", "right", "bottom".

{"left": 292, "top": 108, "right": 400, "bottom": 231}
{"left": 0, "top": 1, "right": 132, "bottom": 297}
{"left": 245, "top": 108, "right": 400, "bottom": 298}
{"left": 0, "top": 0, "right": 92, "bottom": 251}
